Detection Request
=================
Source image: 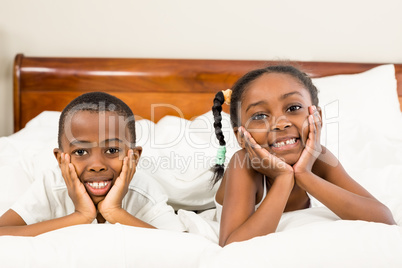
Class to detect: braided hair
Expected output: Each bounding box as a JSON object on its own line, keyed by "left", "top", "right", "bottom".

{"left": 211, "top": 91, "right": 226, "bottom": 184}
{"left": 211, "top": 64, "right": 319, "bottom": 184}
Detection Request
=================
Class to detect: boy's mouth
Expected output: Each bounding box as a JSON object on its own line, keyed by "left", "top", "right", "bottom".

{"left": 87, "top": 181, "right": 110, "bottom": 189}
{"left": 84, "top": 179, "right": 113, "bottom": 196}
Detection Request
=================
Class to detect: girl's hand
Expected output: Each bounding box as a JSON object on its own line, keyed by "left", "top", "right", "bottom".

{"left": 60, "top": 153, "right": 96, "bottom": 223}
{"left": 293, "top": 106, "right": 322, "bottom": 176}
{"left": 240, "top": 127, "right": 294, "bottom": 179}
{"left": 98, "top": 149, "right": 137, "bottom": 222}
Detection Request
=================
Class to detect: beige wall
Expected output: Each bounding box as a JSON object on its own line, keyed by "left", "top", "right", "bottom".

{"left": 1, "top": 0, "right": 401, "bottom": 136}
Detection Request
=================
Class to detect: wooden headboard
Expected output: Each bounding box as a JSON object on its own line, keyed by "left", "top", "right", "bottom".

{"left": 13, "top": 53, "right": 402, "bottom": 132}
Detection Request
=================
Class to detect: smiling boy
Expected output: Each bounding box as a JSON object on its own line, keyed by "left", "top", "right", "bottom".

{"left": 0, "top": 92, "right": 185, "bottom": 236}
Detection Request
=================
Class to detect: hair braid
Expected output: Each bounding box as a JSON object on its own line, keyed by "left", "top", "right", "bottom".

{"left": 211, "top": 91, "right": 226, "bottom": 184}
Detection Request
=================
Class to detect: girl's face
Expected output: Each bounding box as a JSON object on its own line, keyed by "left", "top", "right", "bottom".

{"left": 57, "top": 110, "right": 133, "bottom": 205}
{"left": 239, "top": 73, "right": 314, "bottom": 165}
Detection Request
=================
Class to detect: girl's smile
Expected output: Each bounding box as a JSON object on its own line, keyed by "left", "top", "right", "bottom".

{"left": 270, "top": 136, "right": 300, "bottom": 151}
{"left": 240, "top": 73, "right": 313, "bottom": 165}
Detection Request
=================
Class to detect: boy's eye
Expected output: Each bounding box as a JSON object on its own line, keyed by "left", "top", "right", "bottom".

{"left": 106, "top": 148, "right": 120, "bottom": 154}
{"left": 74, "top": 149, "right": 88, "bottom": 156}
{"left": 251, "top": 113, "right": 267, "bottom": 120}
{"left": 287, "top": 105, "right": 302, "bottom": 112}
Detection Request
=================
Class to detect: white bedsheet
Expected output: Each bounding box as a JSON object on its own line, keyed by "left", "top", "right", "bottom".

{"left": 1, "top": 110, "right": 402, "bottom": 267}
{"left": 0, "top": 207, "right": 401, "bottom": 267}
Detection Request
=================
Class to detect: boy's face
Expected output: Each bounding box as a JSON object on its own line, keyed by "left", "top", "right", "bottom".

{"left": 54, "top": 110, "right": 140, "bottom": 205}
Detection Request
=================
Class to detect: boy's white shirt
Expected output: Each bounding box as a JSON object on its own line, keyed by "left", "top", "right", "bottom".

{"left": 11, "top": 163, "right": 186, "bottom": 232}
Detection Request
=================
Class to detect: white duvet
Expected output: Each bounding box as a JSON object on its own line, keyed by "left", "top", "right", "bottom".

{"left": 0, "top": 110, "right": 401, "bottom": 267}
{"left": 1, "top": 64, "right": 402, "bottom": 267}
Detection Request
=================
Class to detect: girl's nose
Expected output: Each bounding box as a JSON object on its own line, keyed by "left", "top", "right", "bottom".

{"left": 270, "top": 116, "right": 292, "bottom": 131}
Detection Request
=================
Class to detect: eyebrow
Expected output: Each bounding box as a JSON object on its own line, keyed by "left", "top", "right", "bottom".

{"left": 69, "top": 140, "right": 95, "bottom": 147}
{"left": 69, "top": 138, "right": 123, "bottom": 147}
{"left": 245, "top": 91, "right": 304, "bottom": 112}
{"left": 246, "top": 100, "right": 267, "bottom": 112}
{"left": 99, "top": 138, "right": 123, "bottom": 146}
{"left": 280, "top": 91, "right": 304, "bottom": 100}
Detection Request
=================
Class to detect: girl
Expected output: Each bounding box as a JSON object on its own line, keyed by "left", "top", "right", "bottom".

{"left": 211, "top": 65, "right": 395, "bottom": 247}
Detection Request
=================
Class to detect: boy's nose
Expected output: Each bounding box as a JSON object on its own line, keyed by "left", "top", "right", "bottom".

{"left": 270, "top": 116, "right": 292, "bottom": 131}
{"left": 88, "top": 156, "right": 107, "bottom": 172}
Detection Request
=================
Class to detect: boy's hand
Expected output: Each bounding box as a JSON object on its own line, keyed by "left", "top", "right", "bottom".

{"left": 98, "top": 149, "right": 137, "bottom": 223}
{"left": 60, "top": 153, "right": 96, "bottom": 223}
{"left": 293, "top": 106, "right": 322, "bottom": 176}
{"left": 240, "top": 127, "right": 294, "bottom": 179}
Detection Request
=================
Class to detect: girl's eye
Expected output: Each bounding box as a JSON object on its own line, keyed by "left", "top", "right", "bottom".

{"left": 287, "top": 105, "right": 302, "bottom": 112}
{"left": 74, "top": 149, "right": 88, "bottom": 156}
{"left": 251, "top": 113, "right": 267, "bottom": 120}
{"left": 106, "top": 148, "right": 120, "bottom": 154}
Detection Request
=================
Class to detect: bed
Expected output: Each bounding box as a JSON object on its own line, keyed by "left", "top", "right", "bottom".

{"left": 1, "top": 54, "right": 402, "bottom": 267}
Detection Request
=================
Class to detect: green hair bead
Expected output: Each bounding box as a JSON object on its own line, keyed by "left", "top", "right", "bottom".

{"left": 216, "top": 146, "right": 226, "bottom": 165}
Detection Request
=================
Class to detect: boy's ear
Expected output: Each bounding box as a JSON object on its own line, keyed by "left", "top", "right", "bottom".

{"left": 233, "top": 127, "right": 246, "bottom": 149}
{"left": 53, "top": 148, "right": 62, "bottom": 165}
{"left": 132, "top": 146, "right": 142, "bottom": 165}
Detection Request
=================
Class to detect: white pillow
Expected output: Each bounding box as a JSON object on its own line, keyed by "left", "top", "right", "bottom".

{"left": 312, "top": 64, "right": 402, "bottom": 201}
{"left": 315, "top": 64, "right": 402, "bottom": 148}
{"left": 139, "top": 112, "right": 241, "bottom": 210}
{"left": 313, "top": 63, "right": 402, "bottom": 160}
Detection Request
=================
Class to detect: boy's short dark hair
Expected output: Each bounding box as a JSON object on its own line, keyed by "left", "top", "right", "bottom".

{"left": 58, "top": 92, "right": 136, "bottom": 149}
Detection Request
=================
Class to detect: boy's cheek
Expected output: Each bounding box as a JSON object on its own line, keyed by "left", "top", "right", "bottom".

{"left": 70, "top": 162, "right": 84, "bottom": 178}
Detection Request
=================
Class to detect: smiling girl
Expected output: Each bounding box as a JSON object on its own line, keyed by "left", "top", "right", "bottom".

{"left": 211, "top": 65, "right": 395, "bottom": 246}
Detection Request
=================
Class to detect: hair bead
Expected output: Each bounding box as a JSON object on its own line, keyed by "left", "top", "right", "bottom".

{"left": 222, "top": 89, "right": 232, "bottom": 105}
{"left": 216, "top": 146, "right": 226, "bottom": 165}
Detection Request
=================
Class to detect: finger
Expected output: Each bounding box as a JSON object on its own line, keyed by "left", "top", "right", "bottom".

{"left": 125, "top": 154, "right": 134, "bottom": 183}
{"left": 309, "top": 106, "right": 322, "bottom": 145}
{"left": 65, "top": 154, "right": 76, "bottom": 182}
{"left": 68, "top": 162, "right": 80, "bottom": 183}
{"left": 312, "top": 107, "right": 322, "bottom": 138}
{"left": 308, "top": 114, "right": 316, "bottom": 137}
{"left": 128, "top": 150, "right": 137, "bottom": 181}
{"left": 306, "top": 115, "right": 322, "bottom": 158}
{"left": 60, "top": 153, "right": 73, "bottom": 185}
{"left": 310, "top": 106, "right": 321, "bottom": 127}
{"left": 125, "top": 149, "right": 131, "bottom": 170}
{"left": 308, "top": 114, "right": 321, "bottom": 148}
{"left": 64, "top": 154, "right": 83, "bottom": 188}
{"left": 238, "top": 126, "right": 247, "bottom": 148}
{"left": 243, "top": 133, "right": 259, "bottom": 159}
{"left": 120, "top": 156, "right": 129, "bottom": 183}
{"left": 243, "top": 130, "right": 262, "bottom": 149}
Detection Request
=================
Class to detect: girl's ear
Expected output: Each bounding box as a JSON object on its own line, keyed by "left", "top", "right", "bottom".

{"left": 53, "top": 148, "right": 62, "bottom": 165}
{"left": 234, "top": 127, "right": 246, "bottom": 149}
{"left": 317, "top": 106, "right": 323, "bottom": 124}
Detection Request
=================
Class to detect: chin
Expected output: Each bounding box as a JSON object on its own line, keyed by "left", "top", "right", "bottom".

{"left": 275, "top": 151, "right": 302, "bottom": 166}
{"left": 91, "top": 195, "right": 105, "bottom": 205}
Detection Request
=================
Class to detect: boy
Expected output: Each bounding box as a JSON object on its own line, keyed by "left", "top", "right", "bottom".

{"left": 0, "top": 92, "right": 185, "bottom": 236}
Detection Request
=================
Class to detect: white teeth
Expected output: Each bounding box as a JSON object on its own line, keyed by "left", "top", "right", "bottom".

{"left": 88, "top": 181, "right": 109, "bottom": 189}
{"left": 273, "top": 138, "right": 296, "bottom": 148}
